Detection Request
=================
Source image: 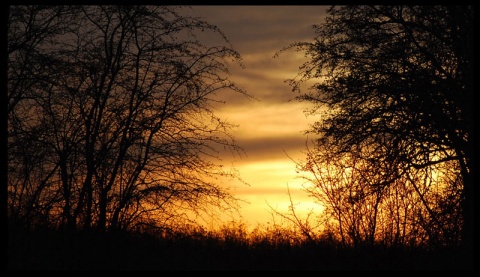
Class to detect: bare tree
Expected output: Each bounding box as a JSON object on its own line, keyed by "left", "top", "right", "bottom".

{"left": 8, "top": 5, "right": 250, "bottom": 233}
{"left": 277, "top": 5, "right": 472, "bottom": 258}
{"left": 295, "top": 142, "right": 462, "bottom": 248}
{"left": 8, "top": 5, "right": 83, "bottom": 228}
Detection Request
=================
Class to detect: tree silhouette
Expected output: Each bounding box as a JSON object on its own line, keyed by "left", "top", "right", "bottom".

{"left": 278, "top": 5, "right": 473, "bottom": 263}
{"left": 8, "top": 5, "right": 249, "bottom": 233}
{"left": 297, "top": 143, "right": 462, "bottom": 248}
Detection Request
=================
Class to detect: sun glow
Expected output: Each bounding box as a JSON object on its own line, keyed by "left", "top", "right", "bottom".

{"left": 215, "top": 159, "right": 320, "bottom": 230}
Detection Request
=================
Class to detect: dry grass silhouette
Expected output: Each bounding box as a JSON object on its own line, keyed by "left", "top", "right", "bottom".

{"left": 8, "top": 220, "right": 466, "bottom": 270}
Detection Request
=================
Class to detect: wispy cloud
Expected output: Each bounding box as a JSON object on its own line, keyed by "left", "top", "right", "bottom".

{"left": 182, "top": 5, "right": 328, "bottom": 227}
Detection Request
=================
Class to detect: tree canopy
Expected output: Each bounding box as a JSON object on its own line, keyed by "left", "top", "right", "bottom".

{"left": 279, "top": 5, "right": 473, "bottom": 264}
{"left": 7, "top": 5, "right": 249, "bottom": 233}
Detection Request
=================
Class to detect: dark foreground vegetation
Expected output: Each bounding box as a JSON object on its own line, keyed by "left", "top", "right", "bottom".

{"left": 8, "top": 223, "right": 468, "bottom": 271}
{"left": 7, "top": 5, "right": 473, "bottom": 272}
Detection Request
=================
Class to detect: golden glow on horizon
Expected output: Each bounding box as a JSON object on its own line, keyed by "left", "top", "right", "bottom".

{"left": 183, "top": 6, "right": 329, "bottom": 230}
{"left": 210, "top": 101, "right": 319, "bottom": 229}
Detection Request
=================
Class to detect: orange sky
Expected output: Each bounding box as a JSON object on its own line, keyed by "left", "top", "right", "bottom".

{"left": 183, "top": 6, "right": 329, "bottom": 230}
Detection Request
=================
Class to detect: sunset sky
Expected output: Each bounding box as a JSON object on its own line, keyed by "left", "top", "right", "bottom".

{"left": 183, "top": 6, "right": 329, "bottom": 230}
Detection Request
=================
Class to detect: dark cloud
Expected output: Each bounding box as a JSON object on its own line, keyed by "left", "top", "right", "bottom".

{"left": 183, "top": 6, "right": 328, "bottom": 108}
{"left": 187, "top": 6, "right": 328, "bottom": 50}
{"left": 238, "top": 135, "right": 309, "bottom": 162}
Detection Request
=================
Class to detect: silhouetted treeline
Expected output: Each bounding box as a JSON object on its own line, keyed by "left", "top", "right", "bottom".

{"left": 8, "top": 5, "right": 474, "bottom": 270}
{"left": 8, "top": 222, "right": 467, "bottom": 270}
